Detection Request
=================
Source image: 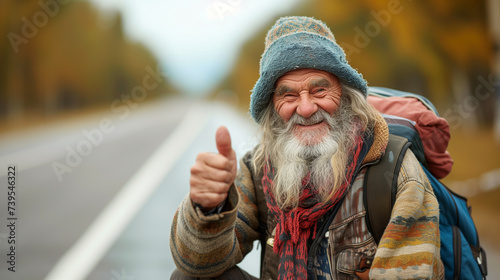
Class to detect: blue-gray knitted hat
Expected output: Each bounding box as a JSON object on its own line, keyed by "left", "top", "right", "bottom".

{"left": 250, "top": 16, "right": 368, "bottom": 123}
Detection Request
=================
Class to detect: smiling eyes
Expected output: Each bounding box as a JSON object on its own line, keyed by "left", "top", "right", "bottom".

{"left": 282, "top": 87, "right": 327, "bottom": 98}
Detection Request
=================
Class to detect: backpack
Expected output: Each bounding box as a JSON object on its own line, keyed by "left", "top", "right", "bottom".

{"left": 365, "top": 87, "right": 488, "bottom": 280}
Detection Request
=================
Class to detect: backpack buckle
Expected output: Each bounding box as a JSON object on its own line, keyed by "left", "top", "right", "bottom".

{"left": 477, "top": 246, "right": 488, "bottom": 278}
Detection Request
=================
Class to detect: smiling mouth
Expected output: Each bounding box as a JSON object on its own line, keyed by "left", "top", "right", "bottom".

{"left": 297, "top": 120, "right": 324, "bottom": 127}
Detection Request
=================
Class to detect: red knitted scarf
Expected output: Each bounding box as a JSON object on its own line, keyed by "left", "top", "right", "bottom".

{"left": 262, "top": 134, "right": 366, "bottom": 280}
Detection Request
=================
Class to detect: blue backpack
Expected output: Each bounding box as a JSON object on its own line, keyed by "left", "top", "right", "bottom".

{"left": 364, "top": 87, "right": 488, "bottom": 280}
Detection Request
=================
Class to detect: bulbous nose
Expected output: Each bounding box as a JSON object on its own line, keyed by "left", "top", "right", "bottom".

{"left": 296, "top": 94, "right": 318, "bottom": 119}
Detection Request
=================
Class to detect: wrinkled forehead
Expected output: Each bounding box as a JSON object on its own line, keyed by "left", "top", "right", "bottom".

{"left": 275, "top": 69, "right": 340, "bottom": 88}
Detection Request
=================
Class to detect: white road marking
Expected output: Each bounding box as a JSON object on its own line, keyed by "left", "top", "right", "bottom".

{"left": 44, "top": 102, "right": 209, "bottom": 280}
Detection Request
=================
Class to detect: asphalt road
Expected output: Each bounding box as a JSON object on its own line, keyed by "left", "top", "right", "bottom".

{"left": 0, "top": 97, "right": 201, "bottom": 279}
{"left": 0, "top": 96, "right": 498, "bottom": 279}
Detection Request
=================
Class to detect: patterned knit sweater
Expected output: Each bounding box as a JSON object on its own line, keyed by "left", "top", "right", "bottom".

{"left": 169, "top": 118, "right": 443, "bottom": 279}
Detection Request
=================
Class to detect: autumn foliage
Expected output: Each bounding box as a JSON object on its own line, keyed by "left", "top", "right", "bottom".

{"left": 0, "top": 0, "right": 172, "bottom": 120}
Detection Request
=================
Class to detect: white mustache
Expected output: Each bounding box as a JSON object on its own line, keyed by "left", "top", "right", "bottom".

{"left": 288, "top": 110, "right": 329, "bottom": 127}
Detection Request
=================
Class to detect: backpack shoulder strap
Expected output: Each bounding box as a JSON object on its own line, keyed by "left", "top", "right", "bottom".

{"left": 363, "top": 134, "right": 411, "bottom": 244}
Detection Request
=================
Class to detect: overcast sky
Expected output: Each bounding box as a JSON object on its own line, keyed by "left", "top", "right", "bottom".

{"left": 86, "top": 0, "right": 304, "bottom": 95}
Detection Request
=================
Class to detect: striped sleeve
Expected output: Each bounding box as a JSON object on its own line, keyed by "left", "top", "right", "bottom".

{"left": 370, "top": 150, "right": 444, "bottom": 279}
{"left": 169, "top": 155, "right": 260, "bottom": 277}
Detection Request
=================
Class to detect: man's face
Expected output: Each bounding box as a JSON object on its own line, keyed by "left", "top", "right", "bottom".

{"left": 273, "top": 69, "right": 342, "bottom": 146}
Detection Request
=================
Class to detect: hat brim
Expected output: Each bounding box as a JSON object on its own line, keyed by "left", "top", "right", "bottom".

{"left": 250, "top": 33, "right": 367, "bottom": 123}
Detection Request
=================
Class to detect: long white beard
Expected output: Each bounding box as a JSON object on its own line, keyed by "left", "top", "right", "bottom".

{"left": 268, "top": 103, "right": 360, "bottom": 209}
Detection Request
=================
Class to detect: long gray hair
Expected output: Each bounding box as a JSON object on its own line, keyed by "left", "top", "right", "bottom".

{"left": 252, "top": 84, "right": 380, "bottom": 209}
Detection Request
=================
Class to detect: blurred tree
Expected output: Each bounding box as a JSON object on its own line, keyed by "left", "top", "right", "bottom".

{"left": 0, "top": 0, "right": 171, "bottom": 122}
{"left": 213, "top": 0, "right": 495, "bottom": 128}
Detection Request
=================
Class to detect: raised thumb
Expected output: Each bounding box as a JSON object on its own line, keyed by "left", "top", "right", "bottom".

{"left": 215, "top": 126, "right": 233, "bottom": 158}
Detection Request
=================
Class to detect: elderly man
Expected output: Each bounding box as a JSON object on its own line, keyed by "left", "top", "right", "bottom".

{"left": 170, "top": 16, "right": 443, "bottom": 280}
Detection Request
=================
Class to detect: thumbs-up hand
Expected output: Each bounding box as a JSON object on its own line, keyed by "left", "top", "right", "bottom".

{"left": 190, "top": 126, "right": 237, "bottom": 211}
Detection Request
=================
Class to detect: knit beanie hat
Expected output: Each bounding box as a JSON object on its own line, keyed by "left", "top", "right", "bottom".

{"left": 250, "top": 16, "right": 368, "bottom": 123}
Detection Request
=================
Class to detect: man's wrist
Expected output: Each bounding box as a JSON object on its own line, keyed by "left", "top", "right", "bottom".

{"left": 193, "top": 200, "right": 226, "bottom": 216}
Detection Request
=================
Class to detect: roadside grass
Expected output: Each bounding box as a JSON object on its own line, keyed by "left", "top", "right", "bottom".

{"left": 0, "top": 106, "right": 111, "bottom": 134}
